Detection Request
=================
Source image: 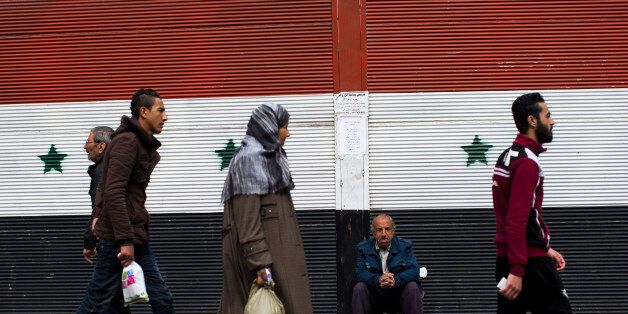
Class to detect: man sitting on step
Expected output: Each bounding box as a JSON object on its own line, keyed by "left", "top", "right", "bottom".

{"left": 352, "top": 214, "right": 424, "bottom": 314}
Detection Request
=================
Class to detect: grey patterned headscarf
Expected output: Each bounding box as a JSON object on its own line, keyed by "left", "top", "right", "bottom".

{"left": 221, "top": 103, "right": 295, "bottom": 203}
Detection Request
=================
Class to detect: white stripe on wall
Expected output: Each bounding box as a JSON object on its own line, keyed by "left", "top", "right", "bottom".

{"left": 368, "top": 88, "right": 628, "bottom": 210}
{"left": 0, "top": 94, "right": 336, "bottom": 216}
{"left": 2, "top": 88, "right": 626, "bottom": 217}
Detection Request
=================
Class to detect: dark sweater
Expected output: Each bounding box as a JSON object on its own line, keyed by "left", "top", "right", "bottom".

{"left": 83, "top": 156, "right": 104, "bottom": 249}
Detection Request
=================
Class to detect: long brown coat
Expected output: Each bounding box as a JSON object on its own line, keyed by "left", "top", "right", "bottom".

{"left": 219, "top": 190, "right": 312, "bottom": 314}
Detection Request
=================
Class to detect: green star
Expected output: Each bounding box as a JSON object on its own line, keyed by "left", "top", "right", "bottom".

{"left": 215, "top": 139, "right": 237, "bottom": 171}
{"left": 38, "top": 144, "right": 68, "bottom": 173}
{"left": 461, "top": 135, "right": 493, "bottom": 166}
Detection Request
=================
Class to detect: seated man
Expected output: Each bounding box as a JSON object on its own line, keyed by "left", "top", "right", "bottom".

{"left": 352, "top": 214, "right": 424, "bottom": 314}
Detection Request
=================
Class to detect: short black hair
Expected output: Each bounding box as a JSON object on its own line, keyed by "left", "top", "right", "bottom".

{"left": 511, "top": 92, "right": 544, "bottom": 133}
{"left": 130, "top": 88, "right": 161, "bottom": 119}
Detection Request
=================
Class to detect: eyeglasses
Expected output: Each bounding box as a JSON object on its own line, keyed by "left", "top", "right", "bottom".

{"left": 85, "top": 141, "right": 101, "bottom": 145}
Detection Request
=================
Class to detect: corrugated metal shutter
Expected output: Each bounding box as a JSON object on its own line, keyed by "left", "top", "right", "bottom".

{"left": 0, "top": 210, "right": 337, "bottom": 313}
{"left": 298, "top": 210, "right": 338, "bottom": 313}
{"left": 0, "top": 0, "right": 333, "bottom": 104}
{"left": 365, "top": 3, "right": 628, "bottom": 310}
{"left": 0, "top": 94, "right": 335, "bottom": 216}
{"left": 149, "top": 94, "right": 336, "bottom": 214}
{"left": 367, "top": 88, "right": 628, "bottom": 313}
{"left": 0, "top": 93, "right": 337, "bottom": 312}
{"left": 0, "top": 2, "right": 338, "bottom": 312}
{"left": 365, "top": 0, "right": 628, "bottom": 92}
{"left": 367, "top": 89, "right": 628, "bottom": 312}
{"left": 368, "top": 89, "right": 628, "bottom": 210}
{"left": 371, "top": 206, "right": 628, "bottom": 313}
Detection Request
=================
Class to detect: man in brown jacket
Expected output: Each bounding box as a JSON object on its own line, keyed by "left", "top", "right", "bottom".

{"left": 77, "top": 89, "right": 175, "bottom": 314}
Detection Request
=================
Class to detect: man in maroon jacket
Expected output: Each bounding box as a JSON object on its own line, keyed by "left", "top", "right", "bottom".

{"left": 492, "top": 92, "right": 572, "bottom": 313}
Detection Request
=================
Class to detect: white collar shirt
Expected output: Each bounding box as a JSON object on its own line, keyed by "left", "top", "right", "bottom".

{"left": 376, "top": 241, "right": 391, "bottom": 273}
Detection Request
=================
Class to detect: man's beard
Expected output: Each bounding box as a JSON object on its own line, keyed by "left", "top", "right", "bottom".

{"left": 536, "top": 122, "right": 553, "bottom": 144}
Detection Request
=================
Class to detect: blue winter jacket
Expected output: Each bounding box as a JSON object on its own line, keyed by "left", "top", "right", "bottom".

{"left": 355, "top": 236, "right": 421, "bottom": 289}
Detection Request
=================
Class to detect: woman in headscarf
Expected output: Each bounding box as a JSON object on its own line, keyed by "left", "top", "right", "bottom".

{"left": 219, "top": 103, "right": 313, "bottom": 314}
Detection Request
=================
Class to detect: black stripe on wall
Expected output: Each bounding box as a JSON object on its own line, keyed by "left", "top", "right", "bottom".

{"left": 335, "top": 210, "right": 371, "bottom": 314}
{"left": 0, "top": 210, "right": 337, "bottom": 313}
{"left": 364, "top": 206, "right": 628, "bottom": 313}
{"left": 1, "top": 206, "right": 627, "bottom": 313}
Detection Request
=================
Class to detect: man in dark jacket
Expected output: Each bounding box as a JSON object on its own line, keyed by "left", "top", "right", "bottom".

{"left": 82, "top": 125, "right": 113, "bottom": 263}
{"left": 77, "top": 89, "right": 175, "bottom": 314}
{"left": 492, "top": 92, "right": 571, "bottom": 313}
{"left": 352, "top": 214, "right": 423, "bottom": 314}
{"left": 81, "top": 125, "right": 129, "bottom": 313}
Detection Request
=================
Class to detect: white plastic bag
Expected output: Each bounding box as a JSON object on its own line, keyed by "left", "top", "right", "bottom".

{"left": 244, "top": 283, "right": 285, "bottom": 314}
{"left": 121, "top": 261, "right": 149, "bottom": 306}
{"left": 244, "top": 269, "right": 285, "bottom": 314}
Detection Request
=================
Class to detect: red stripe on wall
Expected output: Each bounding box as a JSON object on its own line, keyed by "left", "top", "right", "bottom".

{"left": 332, "top": 0, "right": 367, "bottom": 92}
{"left": 0, "top": 1, "right": 333, "bottom": 104}
{"left": 366, "top": 0, "right": 628, "bottom": 92}
{"left": 3, "top": 1, "right": 625, "bottom": 103}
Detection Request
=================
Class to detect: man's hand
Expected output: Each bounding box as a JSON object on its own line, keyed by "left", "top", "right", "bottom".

{"left": 117, "top": 244, "right": 134, "bottom": 267}
{"left": 82, "top": 248, "right": 97, "bottom": 264}
{"left": 379, "top": 272, "right": 395, "bottom": 289}
{"left": 548, "top": 248, "right": 566, "bottom": 271}
{"left": 499, "top": 273, "right": 523, "bottom": 300}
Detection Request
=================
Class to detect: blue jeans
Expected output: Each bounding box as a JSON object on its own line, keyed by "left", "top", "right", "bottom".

{"left": 77, "top": 240, "right": 175, "bottom": 314}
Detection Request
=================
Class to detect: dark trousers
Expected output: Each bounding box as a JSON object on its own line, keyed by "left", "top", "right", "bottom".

{"left": 496, "top": 256, "right": 572, "bottom": 314}
{"left": 352, "top": 281, "right": 423, "bottom": 314}
{"left": 77, "top": 241, "right": 175, "bottom": 314}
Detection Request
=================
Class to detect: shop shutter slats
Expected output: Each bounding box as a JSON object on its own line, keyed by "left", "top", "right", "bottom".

{"left": 0, "top": 0, "right": 333, "bottom": 104}
{"left": 366, "top": 0, "right": 628, "bottom": 92}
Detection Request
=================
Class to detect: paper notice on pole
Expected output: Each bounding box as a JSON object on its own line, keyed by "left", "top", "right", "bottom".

{"left": 334, "top": 92, "right": 367, "bottom": 114}
{"left": 338, "top": 116, "right": 366, "bottom": 155}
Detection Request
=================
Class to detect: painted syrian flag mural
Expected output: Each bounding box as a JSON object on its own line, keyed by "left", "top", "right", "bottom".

{"left": 2, "top": 1, "right": 627, "bottom": 312}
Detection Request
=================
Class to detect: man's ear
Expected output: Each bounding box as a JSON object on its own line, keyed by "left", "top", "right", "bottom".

{"left": 139, "top": 106, "right": 148, "bottom": 119}
{"left": 527, "top": 115, "right": 537, "bottom": 129}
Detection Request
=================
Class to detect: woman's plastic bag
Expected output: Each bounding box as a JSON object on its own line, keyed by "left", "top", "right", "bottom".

{"left": 121, "top": 261, "right": 149, "bottom": 306}
{"left": 244, "top": 283, "right": 285, "bottom": 314}
{"left": 244, "top": 270, "right": 285, "bottom": 314}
